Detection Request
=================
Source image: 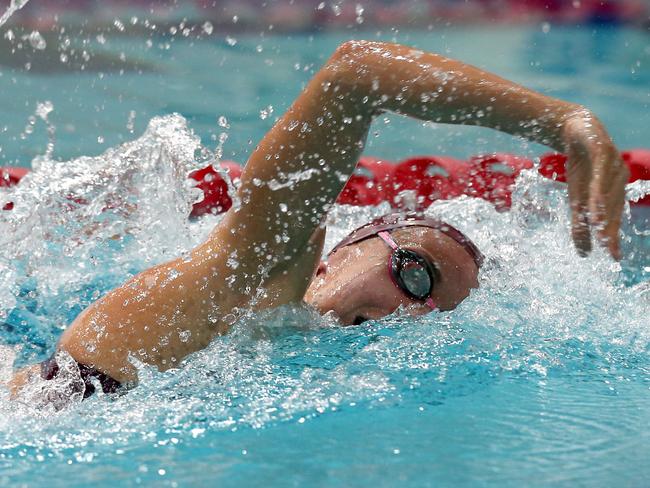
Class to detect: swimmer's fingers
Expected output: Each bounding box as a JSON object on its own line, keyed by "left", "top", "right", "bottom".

{"left": 565, "top": 138, "right": 593, "bottom": 256}
{"left": 563, "top": 111, "right": 627, "bottom": 259}
{"left": 589, "top": 151, "right": 628, "bottom": 260}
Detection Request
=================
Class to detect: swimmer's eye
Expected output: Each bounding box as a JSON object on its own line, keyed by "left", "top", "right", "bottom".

{"left": 352, "top": 316, "right": 368, "bottom": 325}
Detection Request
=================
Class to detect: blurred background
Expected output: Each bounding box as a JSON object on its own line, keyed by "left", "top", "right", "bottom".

{"left": 2, "top": 0, "right": 650, "bottom": 32}
{"left": 0, "top": 0, "right": 648, "bottom": 166}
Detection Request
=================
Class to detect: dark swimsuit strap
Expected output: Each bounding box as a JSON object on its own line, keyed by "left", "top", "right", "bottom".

{"left": 40, "top": 354, "right": 121, "bottom": 399}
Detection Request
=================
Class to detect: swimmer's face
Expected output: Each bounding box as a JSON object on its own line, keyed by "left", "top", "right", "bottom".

{"left": 303, "top": 227, "right": 480, "bottom": 325}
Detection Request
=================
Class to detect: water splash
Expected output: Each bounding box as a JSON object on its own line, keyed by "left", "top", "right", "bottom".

{"left": 0, "top": 115, "right": 223, "bottom": 359}
{"left": 0, "top": 117, "right": 648, "bottom": 484}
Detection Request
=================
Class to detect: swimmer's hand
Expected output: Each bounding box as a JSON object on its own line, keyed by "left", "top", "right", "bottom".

{"left": 561, "top": 110, "right": 628, "bottom": 259}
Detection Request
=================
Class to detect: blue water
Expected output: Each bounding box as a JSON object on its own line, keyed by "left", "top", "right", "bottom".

{"left": 0, "top": 25, "right": 649, "bottom": 487}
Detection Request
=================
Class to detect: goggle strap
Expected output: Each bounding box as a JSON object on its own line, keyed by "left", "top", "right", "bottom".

{"left": 377, "top": 231, "right": 399, "bottom": 250}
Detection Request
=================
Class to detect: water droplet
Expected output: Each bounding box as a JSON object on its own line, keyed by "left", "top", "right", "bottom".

{"left": 355, "top": 4, "right": 364, "bottom": 24}
{"left": 36, "top": 101, "right": 53, "bottom": 120}
{"left": 127, "top": 110, "right": 136, "bottom": 132}
{"left": 259, "top": 105, "right": 274, "bottom": 120}
{"left": 28, "top": 30, "right": 46, "bottom": 50}
{"left": 202, "top": 21, "right": 213, "bottom": 35}
{"left": 227, "top": 254, "right": 240, "bottom": 269}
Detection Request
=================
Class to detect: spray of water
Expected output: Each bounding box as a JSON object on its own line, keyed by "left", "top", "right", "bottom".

{"left": 0, "top": 115, "right": 648, "bottom": 479}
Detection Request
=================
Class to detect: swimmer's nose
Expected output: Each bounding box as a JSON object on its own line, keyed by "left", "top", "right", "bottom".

{"left": 316, "top": 261, "right": 328, "bottom": 276}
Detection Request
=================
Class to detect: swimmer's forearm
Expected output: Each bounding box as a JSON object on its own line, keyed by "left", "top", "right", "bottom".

{"left": 330, "top": 40, "right": 581, "bottom": 151}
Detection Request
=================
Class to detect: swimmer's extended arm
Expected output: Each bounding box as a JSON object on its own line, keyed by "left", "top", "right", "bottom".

{"left": 219, "top": 40, "right": 626, "bottom": 295}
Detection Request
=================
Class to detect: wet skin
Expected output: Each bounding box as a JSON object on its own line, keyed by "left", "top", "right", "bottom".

{"left": 303, "top": 226, "right": 479, "bottom": 325}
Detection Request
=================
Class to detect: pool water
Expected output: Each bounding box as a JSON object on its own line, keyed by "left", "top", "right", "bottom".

{"left": 1, "top": 25, "right": 649, "bottom": 487}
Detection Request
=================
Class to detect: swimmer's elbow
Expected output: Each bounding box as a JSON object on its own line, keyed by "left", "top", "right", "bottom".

{"left": 328, "top": 40, "right": 376, "bottom": 69}
{"left": 322, "top": 40, "right": 378, "bottom": 97}
{"left": 332, "top": 40, "right": 367, "bottom": 58}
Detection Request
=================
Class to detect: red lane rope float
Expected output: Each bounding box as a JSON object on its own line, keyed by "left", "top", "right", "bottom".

{"left": 337, "top": 157, "right": 394, "bottom": 206}
{"left": 466, "top": 153, "right": 533, "bottom": 209}
{"left": 0, "top": 167, "right": 28, "bottom": 210}
{"left": 188, "top": 161, "right": 242, "bottom": 218}
{"left": 390, "top": 156, "right": 470, "bottom": 208}
{"left": 339, "top": 153, "right": 536, "bottom": 210}
{"left": 2, "top": 150, "right": 650, "bottom": 216}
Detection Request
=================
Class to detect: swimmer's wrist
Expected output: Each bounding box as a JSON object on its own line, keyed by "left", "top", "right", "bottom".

{"left": 547, "top": 104, "right": 596, "bottom": 152}
{"left": 559, "top": 106, "right": 616, "bottom": 155}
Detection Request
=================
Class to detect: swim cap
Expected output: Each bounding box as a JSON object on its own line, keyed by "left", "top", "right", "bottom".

{"left": 330, "top": 212, "right": 484, "bottom": 270}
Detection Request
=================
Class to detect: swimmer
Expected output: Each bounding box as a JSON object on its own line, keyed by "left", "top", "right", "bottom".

{"left": 7, "top": 41, "right": 628, "bottom": 400}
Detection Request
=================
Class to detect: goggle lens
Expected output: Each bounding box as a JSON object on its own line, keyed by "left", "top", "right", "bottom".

{"left": 391, "top": 249, "right": 436, "bottom": 300}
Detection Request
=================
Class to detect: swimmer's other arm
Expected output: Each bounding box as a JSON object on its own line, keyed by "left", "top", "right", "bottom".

{"left": 55, "top": 41, "right": 626, "bottom": 384}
